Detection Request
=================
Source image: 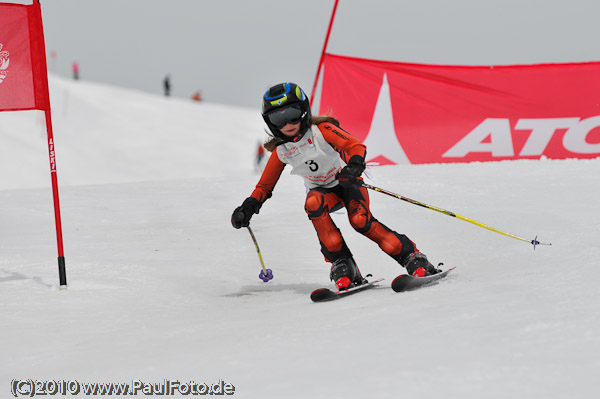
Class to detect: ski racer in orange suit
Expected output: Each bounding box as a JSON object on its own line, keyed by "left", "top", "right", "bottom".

{"left": 231, "top": 82, "right": 439, "bottom": 290}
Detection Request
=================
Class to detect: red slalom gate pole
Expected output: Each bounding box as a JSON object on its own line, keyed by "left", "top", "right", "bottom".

{"left": 33, "top": 0, "right": 68, "bottom": 289}
{"left": 44, "top": 109, "right": 67, "bottom": 289}
{"left": 310, "top": 0, "right": 339, "bottom": 105}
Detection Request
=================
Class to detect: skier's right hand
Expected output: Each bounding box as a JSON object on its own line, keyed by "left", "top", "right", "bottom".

{"left": 231, "top": 197, "right": 261, "bottom": 229}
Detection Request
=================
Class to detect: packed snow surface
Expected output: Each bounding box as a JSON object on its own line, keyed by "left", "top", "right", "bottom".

{"left": 1, "top": 76, "right": 599, "bottom": 398}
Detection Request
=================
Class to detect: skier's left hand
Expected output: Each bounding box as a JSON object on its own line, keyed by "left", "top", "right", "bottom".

{"left": 337, "top": 155, "right": 366, "bottom": 187}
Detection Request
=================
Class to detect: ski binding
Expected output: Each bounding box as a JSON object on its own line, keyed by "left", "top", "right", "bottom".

{"left": 310, "top": 278, "right": 384, "bottom": 302}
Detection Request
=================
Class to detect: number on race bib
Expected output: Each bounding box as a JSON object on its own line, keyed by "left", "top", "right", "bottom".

{"left": 305, "top": 160, "right": 318, "bottom": 172}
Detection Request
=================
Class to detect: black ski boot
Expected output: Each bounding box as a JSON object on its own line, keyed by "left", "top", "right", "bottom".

{"left": 330, "top": 257, "right": 366, "bottom": 290}
{"left": 402, "top": 252, "right": 440, "bottom": 277}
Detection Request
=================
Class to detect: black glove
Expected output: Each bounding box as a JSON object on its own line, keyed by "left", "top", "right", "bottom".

{"left": 231, "top": 197, "right": 261, "bottom": 229}
{"left": 336, "top": 155, "right": 366, "bottom": 187}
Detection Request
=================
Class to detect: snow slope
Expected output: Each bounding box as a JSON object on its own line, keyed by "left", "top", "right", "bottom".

{"left": 1, "top": 76, "right": 599, "bottom": 398}
{"left": 0, "top": 76, "right": 266, "bottom": 190}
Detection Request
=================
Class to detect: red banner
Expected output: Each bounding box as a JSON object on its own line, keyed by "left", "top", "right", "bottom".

{"left": 319, "top": 53, "right": 600, "bottom": 164}
{"left": 0, "top": 1, "right": 50, "bottom": 111}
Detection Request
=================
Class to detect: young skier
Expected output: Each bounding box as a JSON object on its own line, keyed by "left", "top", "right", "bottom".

{"left": 231, "top": 82, "right": 439, "bottom": 290}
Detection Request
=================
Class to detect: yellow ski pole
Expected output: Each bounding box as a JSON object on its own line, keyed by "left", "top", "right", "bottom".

{"left": 360, "top": 182, "right": 551, "bottom": 249}
{"left": 247, "top": 226, "right": 274, "bottom": 282}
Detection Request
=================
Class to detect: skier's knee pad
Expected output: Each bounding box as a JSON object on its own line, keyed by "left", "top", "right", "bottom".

{"left": 305, "top": 193, "right": 325, "bottom": 218}
{"left": 349, "top": 211, "right": 370, "bottom": 233}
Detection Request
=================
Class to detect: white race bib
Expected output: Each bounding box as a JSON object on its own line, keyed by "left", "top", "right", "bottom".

{"left": 277, "top": 125, "right": 344, "bottom": 189}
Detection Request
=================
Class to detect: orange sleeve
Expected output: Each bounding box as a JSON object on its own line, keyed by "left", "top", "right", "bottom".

{"left": 317, "top": 122, "right": 366, "bottom": 163}
{"left": 250, "top": 149, "right": 286, "bottom": 204}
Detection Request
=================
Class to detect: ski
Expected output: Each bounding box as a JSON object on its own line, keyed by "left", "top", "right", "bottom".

{"left": 310, "top": 278, "right": 384, "bottom": 302}
{"left": 391, "top": 267, "right": 455, "bottom": 292}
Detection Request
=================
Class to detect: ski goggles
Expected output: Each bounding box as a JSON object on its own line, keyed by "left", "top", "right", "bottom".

{"left": 266, "top": 104, "right": 304, "bottom": 128}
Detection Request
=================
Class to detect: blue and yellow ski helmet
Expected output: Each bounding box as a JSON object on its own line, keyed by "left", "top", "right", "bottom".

{"left": 262, "top": 82, "right": 312, "bottom": 141}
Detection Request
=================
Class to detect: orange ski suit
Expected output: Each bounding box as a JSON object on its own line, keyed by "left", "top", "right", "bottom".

{"left": 250, "top": 122, "right": 417, "bottom": 264}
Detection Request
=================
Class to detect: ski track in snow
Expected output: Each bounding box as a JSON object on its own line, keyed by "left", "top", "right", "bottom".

{"left": 1, "top": 75, "right": 599, "bottom": 398}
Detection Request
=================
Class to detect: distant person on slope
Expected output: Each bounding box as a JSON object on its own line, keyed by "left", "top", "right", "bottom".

{"left": 163, "top": 75, "right": 171, "bottom": 97}
{"left": 72, "top": 60, "right": 79, "bottom": 80}
{"left": 255, "top": 141, "right": 265, "bottom": 172}
{"left": 231, "top": 82, "right": 440, "bottom": 291}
